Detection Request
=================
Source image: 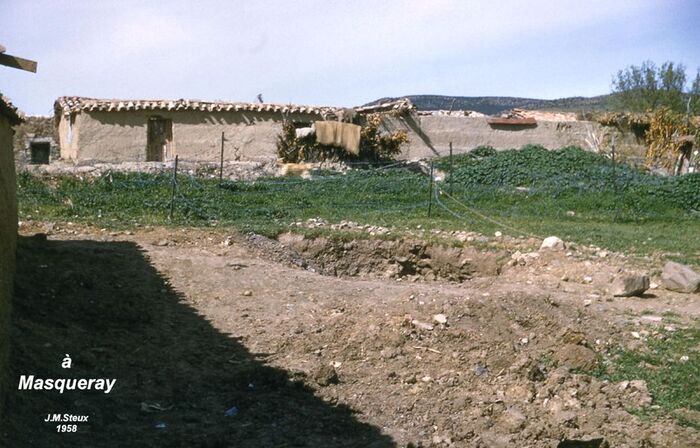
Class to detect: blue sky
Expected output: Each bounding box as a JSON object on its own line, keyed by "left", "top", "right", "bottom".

{"left": 1, "top": 0, "right": 699, "bottom": 115}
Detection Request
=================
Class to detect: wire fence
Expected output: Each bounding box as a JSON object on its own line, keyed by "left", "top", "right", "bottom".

{"left": 130, "top": 155, "right": 552, "bottom": 238}
{"left": 20, "top": 140, "right": 698, "bottom": 239}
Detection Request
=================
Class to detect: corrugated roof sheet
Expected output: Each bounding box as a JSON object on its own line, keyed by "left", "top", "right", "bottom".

{"left": 0, "top": 93, "right": 24, "bottom": 125}
{"left": 54, "top": 96, "right": 415, "bottom": 118}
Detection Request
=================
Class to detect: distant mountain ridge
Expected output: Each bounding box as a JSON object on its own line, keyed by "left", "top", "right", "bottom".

{"left": 365, "top": 94, "right": 613, "bottom": 115}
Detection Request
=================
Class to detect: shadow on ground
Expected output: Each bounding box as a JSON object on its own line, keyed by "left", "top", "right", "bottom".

{"left": 1, "top": 235, "right": 395, "bottom": 447}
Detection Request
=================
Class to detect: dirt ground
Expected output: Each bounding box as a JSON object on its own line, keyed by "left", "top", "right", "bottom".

{"left": 1, "top": 221, "right": 698, "bottom": 447}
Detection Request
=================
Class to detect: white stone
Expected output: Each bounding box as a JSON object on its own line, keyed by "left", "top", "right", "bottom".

{"left": 433, "top": 314, "right": 448, "bottom": 324}
{"left": 540, "top": 236, "right": 565, "bottom": 251}
{"left": 662, "top": 261, "right": 700, "bottom": 293}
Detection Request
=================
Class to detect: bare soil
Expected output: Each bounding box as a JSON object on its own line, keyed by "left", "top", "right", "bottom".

{"left": 2, "top": 221, "right": 698, "bottom": 447}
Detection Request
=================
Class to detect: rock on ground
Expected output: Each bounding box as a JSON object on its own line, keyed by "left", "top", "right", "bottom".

{"left": 662, "top": 261, "right": 700, "bottom": 293}
{"left": 611, "top": 274, "right": 650, "bottom": 297}
{"left": 312, "top": 364, "right": 339, "bottom": 386}
{"left": 540, "top": 236, "right": 565, "bottom": 251}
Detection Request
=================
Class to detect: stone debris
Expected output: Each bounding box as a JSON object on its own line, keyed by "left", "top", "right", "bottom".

{"left": 610, "top": 274, "right": 650, "bottom": 297}
{"left": 432, "top": 313, "right": 448, "bottom": 325}
{"left": 554, "top": 344, "right": 598, "bottom": 372}
{"left": 540, "top": 236, "right": 565, "bottom": 251}
{"left": 412, "top": 320, "right": 434, "bottom": 331}
{"left": 499, "top": 406, "right": 527, "bottom": 433}
{"left": 662, "top": 261, "right": 700, "bottom": 293}
{"left": 23, "top": 159, "right": 279, "bottom": 182}
{"left": 312, "top": 364, "right": 339, "bottom": 387}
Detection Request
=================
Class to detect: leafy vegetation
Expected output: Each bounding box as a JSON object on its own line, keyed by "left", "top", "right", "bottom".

{"left": 611, "top": 60, "right": 700, "bottom": 114}
{"left": 442, "top": 145, "right": 700, "bottom": 210}
{"left": 17, "top": 145, "right": 700, "bottom": 264}
{"left": 609, "top": 61, "right": 700, "bottom": 171}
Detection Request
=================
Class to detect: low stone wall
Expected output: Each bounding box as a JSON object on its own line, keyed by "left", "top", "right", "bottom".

{"left": 0, "top": 113, "right": 17, "bottom": 417}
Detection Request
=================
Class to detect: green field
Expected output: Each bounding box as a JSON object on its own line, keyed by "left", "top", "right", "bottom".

{"left": 17, "top": 145, "right": 700, "bottom": 265}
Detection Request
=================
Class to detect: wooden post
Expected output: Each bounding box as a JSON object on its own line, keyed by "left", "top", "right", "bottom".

{"left": 0, "top": 53, "right": 37, "bottom": 72}
{"left": 611, "top": 136, "right": 619, "bottom": 221}
{"left": 449, "top": 141, "right": 454, "bottom": 195}
{"left": 428, "top": 161, "right": 434, "bottom": 217}
{"left": 169, "top": 155, "right": 179, "bottom": 220}
{"left": 219, "top": 132, "right": 225, "bottom": 185}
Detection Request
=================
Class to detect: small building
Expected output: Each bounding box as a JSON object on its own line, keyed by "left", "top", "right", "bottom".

{"left": 53, "top": 97, "right": 353, "bottom": 163}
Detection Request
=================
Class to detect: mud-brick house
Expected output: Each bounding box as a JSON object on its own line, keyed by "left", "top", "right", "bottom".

{"left": 53, "top": 97, "right": 357, "bottom": 163}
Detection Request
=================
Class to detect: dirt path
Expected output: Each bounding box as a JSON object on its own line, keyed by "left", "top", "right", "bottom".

{"left": 2, "top": 224, "right": 698, "bottom": 447}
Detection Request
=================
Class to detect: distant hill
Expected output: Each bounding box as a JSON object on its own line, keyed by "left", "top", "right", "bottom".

{"left": 364, "top": 94, "right": 613, "bottom": 115}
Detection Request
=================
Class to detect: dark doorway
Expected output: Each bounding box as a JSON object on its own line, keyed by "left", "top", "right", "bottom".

{"left": 146, "top": 117, "right": 172, "bottom": 162}
{"left": 29, "top": 141, "right": 50, "bottom": 164}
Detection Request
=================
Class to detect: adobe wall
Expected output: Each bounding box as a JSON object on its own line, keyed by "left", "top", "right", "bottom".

{"left": 382, "top": 115, "right": 646, "bottom": 158}
{"left": 58, "top": 110, "right": 647, "bottom": 163}
{"left": 0, "top": 113, "right": 17, "bottom": 417}
{"left": 57, "top": 113, "right": 79, "bottom": 160}
{"left": 65, "top": 110, "right": 323, "bottom": 163}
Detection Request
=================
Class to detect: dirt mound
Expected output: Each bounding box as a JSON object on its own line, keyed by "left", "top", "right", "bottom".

{"left": 276, "top": 232, "right": 507, "bottom": 281}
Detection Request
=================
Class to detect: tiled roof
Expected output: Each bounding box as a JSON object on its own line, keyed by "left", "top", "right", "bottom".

{"left": 54, "top": 96, "right": 341, "bottom": 117}
{"left": 55, "top": 96, "right": 416, "bottom": 118}
{"left": 0, "top": 93, "right": 24, "bottom": 125}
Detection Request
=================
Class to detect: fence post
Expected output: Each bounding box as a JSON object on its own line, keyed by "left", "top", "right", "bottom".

{"left": 428, "top": 161, "right": 434, "bottom": 217}
{"left": 449, "top": 141, "right": 454, "bottom": 195}
{"left": 610, "top": 135, "right": 620, "bottom": 221}
{"left": 169, "top": 155, "right": 179, "bottom": 220}
{"left": 219, "top": 131, "right": 225, "bottom": 185}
